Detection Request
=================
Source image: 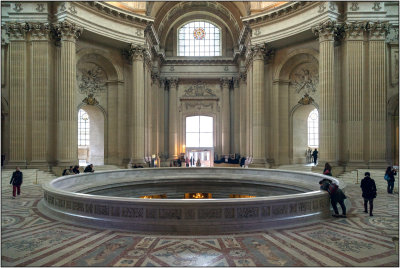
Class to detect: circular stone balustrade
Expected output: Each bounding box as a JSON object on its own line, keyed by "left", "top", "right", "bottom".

{"left": 38, "top": 168, "right": 345, "bottom": 234}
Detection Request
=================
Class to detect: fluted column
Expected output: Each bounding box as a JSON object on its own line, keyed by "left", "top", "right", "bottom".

{"left": 144, "top": 59, "right": 152, "bottom": 157}
{"left": 117, "top": 78, "right": 127, "bottom": 165}
{"left": 220, "top": 78, "right": 230, "bottom": 156}
{"left": 342, "top": 22, "right": 367, "bottom": 165}
{"left": 55, "top": 22, "right": 82, "bottom": 166}
{"left": 151, "top": 73, "right": 159, "bottom": 155}
{"left": 239, "top": 72, "right": 247, "bottom": 156}
{"left": 6, "top": 23, "right": 28, "bottom": 166}
{"left": 367, "top": 22, "right": 389, "bottom": 166}
{"left": 168, "top": 78, "right": 179, "bottom": 160}
{"left": 29, "top": 23, "right": 52, "bottom": 167}
{"left": 233, "top": 78, "right": 240, "bottom": 155}
{"left": 158, "top": 79, "right": 165, "bottom": 156}
{"left": 129, "top": 45, "right": 146, "bottom": 164}
{"left": 271, "top": 80, "right": 280, "bottom": 165}
{"left": 251, "top": 45, "right": 266, "bottom": 165}
{"left": 313, "top": 20, "right": 338, "bottom": 164}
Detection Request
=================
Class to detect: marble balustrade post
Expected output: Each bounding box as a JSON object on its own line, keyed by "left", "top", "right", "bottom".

{"left": 220, "top": 78, "right": 230, "bottom": 156}
{"left": 239, "top": 72, "right": 247, "bottom": 156}
{"left": 168, "top": 78, "right": 179, "bottom": 160}
{"left": 251, "top": 45, "right": 266, "bottom": 165}
{"left": 6, "top": 23, "right": 28, "bottom": 167}
{"left": 129, "top": 45, "right": 146, "bottom": 164}
{"left": 342, "top": 22, "right": 367, "bottom": 165}
{"left": 55, "top": 21, "right": 82, "bottom": 167}
{"left": 29, "top": 23, "right": 52, "bottom": 167}
{"left": 367, "top": 22, "right": 389, "bottom": 166}
{"left": 312, "top": 20, "right": 338, "bottom": 165}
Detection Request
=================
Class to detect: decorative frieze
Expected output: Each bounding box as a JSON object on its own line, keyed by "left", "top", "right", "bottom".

{"left": 198, "top": 208, "right": 222, "bottom": 219}
{"left": 367, "top": 21, "right": 390, "bottom": 40}
{"left": 121, "top": 207, "right": 144, "bottom": 218}
{"left": 5, "top": 22, "right": 28, "bottom": 41}
{"left": 182, "top": 82, "right": 215, "bottom": 97}
{"left": 52, "top": 21, "right": 83, "bottom": 42}
{"left": 237, "top": 207, "right": 259, "bottom": 218}
{"left": 159, "top": 209, "right": 181, "bottom": 219}
{"left": 342, "top": 21, "right": 368, "bottom": 41}
{"left": 29, "top": 22, "right": 51, "bottom": 40}
{"left": 312, "top": 19, "right": 338, "bottom": 42}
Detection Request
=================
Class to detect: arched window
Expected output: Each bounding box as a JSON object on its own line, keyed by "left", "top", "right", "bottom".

{"left": 78, "top": 109, "right": 89, "bottom": 146}
{"left": 178, "top": 21, "right": 221, "bottom": 56}
{"left": 308, "top": 109, "right": 319, "bottom": 147}
{"left": 186, "top": 116, "right": 213, "bottom": 147}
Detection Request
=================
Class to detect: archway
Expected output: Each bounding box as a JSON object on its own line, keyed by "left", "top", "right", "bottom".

{"left": 78, "top": 106, "right": 105, "bottom": 166}
{"left": 185, "top": 115, "right": 214, "bottom": 167}
{"left": 291, "top": 105, "right": 318, "bottom": 164}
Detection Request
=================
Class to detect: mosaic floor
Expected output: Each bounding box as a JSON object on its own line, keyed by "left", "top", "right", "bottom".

{"left": 1, "top": 169, "right": 399, "bottom": 266}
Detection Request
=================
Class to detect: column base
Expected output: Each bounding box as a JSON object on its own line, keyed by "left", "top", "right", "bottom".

{"left": 367, "top": 160, "right": 389, "bottom": 169}
{"left": 28, "top": 160, "right": 52, "bottom": 171}
{"left": 5, "top": 160, "right": 27, "bottom": 169}
{"left": 249, "top": 158, "right": 269, "bottom": 168}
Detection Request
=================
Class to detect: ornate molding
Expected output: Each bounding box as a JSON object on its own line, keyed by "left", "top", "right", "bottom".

{"left": 291, "top": 65, "right": 319, "bottom": 95}
{"left": 28, "top": 22, "right": 51, "bottom": 41}
{"left": 349, "top": 2, "right": 359, "bottom": 12}
{"left": 127, "top": 44, "right": 146, "bottom": 61}
{"left": 5, "top": 22, "right": 29, "bottom": 41}
{"left": 168, "top": 77, "right": 179, "bottom": 89}
{"left": 76, "top": 63, "right": 107, "bottom": 96}
{"left": 220, "top": 78, "right": 230, "bottom": 89}
{"left": 298, "top": 93, "right": 315, "bottom": 105}
{"left": 182, "top": 82, "right": 216, "bottom": 97}
{"left": 367, "top": 21, "right": 390, "bottom": 40}
{"left": 52, "top": 21, "right": 83, "bottom": 43}
{"left": 312, "top": 19, "right": 338, "bottom": 42}
{"left": 250, "top": 43, "right": 275, "bottom": 63}
{"left": 342, "top": 21, "right": 368, "bottom": 41}
{"left": 239, "top": 72, "right": 247, "bottom": 83}
{"left": 82, "top": 93, "right": 99, "bottom": 105}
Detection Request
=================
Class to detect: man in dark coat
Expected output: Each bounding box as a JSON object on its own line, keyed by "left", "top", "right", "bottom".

{"left": 10, "top": 167, "right": 23, "bottom": 199}
{"left": 319, "top": 179, "right": 347, "bottom": 217}
{"left": 360, "top": 172, "right": 377, "bottom": 216}
{"left": 84, "top": 164, "right": 95, "bottom": 173}
{"left": 312, "top": 149, "right": 318, "bottom": 165}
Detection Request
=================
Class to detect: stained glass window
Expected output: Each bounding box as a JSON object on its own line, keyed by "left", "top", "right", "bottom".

{"left": 308, "top": 109, "right": 319, "bottom": 147}
{"left": 178, "top": 21, "right": 221, "bottom": 56}
{"left": 78, "top": 109, "right": 89, "bottom": 146}
{"left": 186, "top": 116, "right": 213, "bottom": 147}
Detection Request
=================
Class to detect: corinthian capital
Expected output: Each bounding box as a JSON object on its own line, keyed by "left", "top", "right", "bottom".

{"left": 5, "top": 22, "right": 29, "bottom": 41}
{"left": 53, "top": 21, "right": 83, "bottom": 42}
{"left": 169, "top": 77, "right": 179, "bottom": 89}
{"left": 220, "top": 77, "right": 230, "bottom": 89}
{"left": 129, "top": 44, "right": 146, "bottom": 61}
{"left": 28, "top": 22, "right": 51, "bottom": 40}
{"left": 342, "top": 21, "right": 368, "bottom": 41}
{"left": 250, "top": 43, "right": 267, "bottom": 61}
{"left": 367, "top": 21, "right": 390, "bottom": 40}
{"left": 312, "top": 19, "right": 337, "bottom": 42}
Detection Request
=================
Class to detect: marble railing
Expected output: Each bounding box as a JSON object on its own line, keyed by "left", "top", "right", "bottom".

{"left": 39, "top": 168, "right": 344, "bottom": 234}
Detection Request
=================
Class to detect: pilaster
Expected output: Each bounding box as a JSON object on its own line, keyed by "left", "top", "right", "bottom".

{"left": 220, "top": 77, "right": 230, "bottom": 156}
{"left": 129, "top": 44, "right": 146, "bottom": 164}
{"left": 239, "top": 72, "right": 247, "bottom": 156}
{"left": 342, "top": 22, "right": 368, "bottom": 166}
{"left": 29, "top": 22, "right": 52, "bottom": 167}
{"left": 54, "top": 21, "right": 83, "bottom": 167}
{"left": 6, "top": 22, "right": 28, "bottom": 167}
{"left": 233, "top": 77, "right": 240, "bottom": 155}
{"left": 312, "top": 20, "right": 338, "bottom": 165}
{"left": 168, "top": 78, "right": 179, "bottom": 160}
{"left": 367, "top": 21, "right": 389, "bottom": 167}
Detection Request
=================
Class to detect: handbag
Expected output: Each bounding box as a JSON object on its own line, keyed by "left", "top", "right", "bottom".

{"left": 384, "top": 174, "right": 390, "bottom": 181}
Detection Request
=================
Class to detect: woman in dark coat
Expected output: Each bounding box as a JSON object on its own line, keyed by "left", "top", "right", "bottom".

{"left": 385, "top": 166, "right": 397, "bottom": 194}
{"left": 360, "top": 172, "right": 377, "bottom": 216}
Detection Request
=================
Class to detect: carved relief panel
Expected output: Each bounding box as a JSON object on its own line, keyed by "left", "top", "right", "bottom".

{"left": 76, "top": 61, "right": 108, "bottom": 105}
{"left": 289, "top": 62, "right": 319, "bottom": 106}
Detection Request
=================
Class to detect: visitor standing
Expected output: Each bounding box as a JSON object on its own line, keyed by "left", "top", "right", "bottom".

{"left": 360, "top": 172, "right": 377, "bottom": 216}
{"left": 385, "top": 166, "right": 397, "bottom": 194}
{"left": 312, "top": 149, "right": 318, "bottom": 165}
{"left": 10, "top": 167, "right": 23, "bottom": 199}
{"left": 319, "top": 179, "right": 347, "bottom": 217}
{"left": 196, "top": 158, "right": 201, "bottom": 167}
{"left": 185, "top": 156, "right": 189, "bottom": 167}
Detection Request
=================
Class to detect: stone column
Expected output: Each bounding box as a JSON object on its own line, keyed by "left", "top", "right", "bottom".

{"left": 151, "top": 73, "right": 159, "bottom": 155}
{"left": 312, "top": 20, "right": 338, "bottom": 165}
{"left": 220, "top": 78, "right": 230, "bottom": 156}
{"left": 158, "top": 79, "right": 165, "bottom": 156}
{"left": 6, "top": 23, "right": 28, "bottom": 167}
{"left": 251, "top": 45, "right": 266, "bottom": 165}
{"left": 271, "top": 80, "right": 280, "bottom": 166}
{"left": 233, "top": 78, "right": 240, "bottom": 155}
{"left": 129, "top": 45, "right": 146, "bottom": 164}
{"left": 29, "top": 23, "right": 52, "bottom": 167}
{"left": 168, "top": 78, "right": 179, "bottom": 160}
{"left": 342, "top": 22, "right": 367, "bottom": 166}
{"left": 144, "top": 59, "right": 152, "bottom": 157}
{"left": 367, "top": 22, "right": 389, "bottom": 166}
{"left": 239, "top": 72, "right": 247, "bottom": 156}
{"left": 107, "top": 81, "right": 122, "bottom": 165}
{"left": 55, "top": 21, "right": 82, "bottom": 167}
{"left": 117, "top": 79, "right": 127, "bottom": 165}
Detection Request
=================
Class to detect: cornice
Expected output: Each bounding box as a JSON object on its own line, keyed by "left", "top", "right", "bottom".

{"left": 242, "top": 1, "right": 313, "bottom": 26}
{"left": 78, "top": 1, "right": 153, "bottom": 26}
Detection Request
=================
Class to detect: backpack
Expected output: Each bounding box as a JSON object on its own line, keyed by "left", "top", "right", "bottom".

{"left": 62, "top": 169, "right": 67, "bottom": 176}
{"left": 328, "top": 183, "right": 339, "bottom": 195}
{"left": 384, "top": 174, "right": 390, "bottom": 181}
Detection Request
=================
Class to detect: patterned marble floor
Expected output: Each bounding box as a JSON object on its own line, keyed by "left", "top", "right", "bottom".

{"left": 1, "top": 169, "right": 399, "bottom": 266}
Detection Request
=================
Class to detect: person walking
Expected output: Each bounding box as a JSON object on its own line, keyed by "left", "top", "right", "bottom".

{"left": 10, "top": 167, "right": 23, "bottom": 199}
{"left": 312, "top": 149, "right": 318, "bottom": 165}
{"left": 360, "top": 172, "right": 377, "bottom": 216}
{"left": 319, "top": 179, "right": 347, "bottom": 217}
{"left": 385, "top": 166, "right": 397, "bottom": 194}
